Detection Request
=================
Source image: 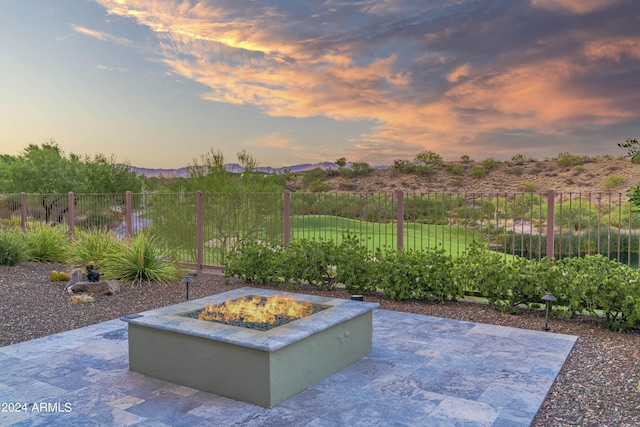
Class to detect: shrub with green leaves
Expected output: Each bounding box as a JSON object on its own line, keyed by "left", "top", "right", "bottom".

{"left": 470, "top": 164, "right": 487, "bottom": 178}
{"left": 511, "top": 154, "right": 527, "bottom": 165}
{"left": 302, "top": 168, "right": 326, "bottom": 186}
{"left": 308, "top": 180, "right": 331, "bottom": 192}
{"left": 460, "top": 155, "right": 474, "bottom": 164}
{"left": 25, "top": 225, "right": 70, "bottom": 262}
{"left": 415, "top": 151, "right": 444, "bottom": 167}
{"left": 481, "top": 158, "right": 499, "bottom": 171}
{"left": 504, "top": 166, "right": 523, "bottom": 175}
{"left": 101, "top": 232, "right": 181, "bottom": 285}
{"left": 224, "top": 239, "right": 281, "bottom": 285}
{"left": 391, "top": 159, "right": 412, "bottom": 172}
{"left": 335, "top": 233, "right": 376, "bottom": 295}
{"left": 279, "top": 238, "right": 338, "bottom": 290}
{"left": 452, "top": 242, "right": 514, "bottom": 310}
{"left": 342, "top": 162, "right": 374, "bottom": 177}
{"left": 556, "top": 152, "right": 586, "bottom": 167}
{"left": 446, "top": 164, "right": 465, "bottom": 176}
{"left": 375, "top": 246, "right": 458, "bottom": 302}
{"left": 68, "top": 230, "right": 123, "bottom": 268}
{"left": 550, "top": 255, "right": 640, "bottom": 331}
{"left": 522, "top": 182, "right": 537, "bottom": 192}
{"left": 603, "top": 174, "right": 624, "bottom": 191}
{"left": 0, "top": 230, "right": 27, "bottom": 266}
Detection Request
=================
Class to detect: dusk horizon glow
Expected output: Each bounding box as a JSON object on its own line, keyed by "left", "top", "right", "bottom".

{"left": 1, "top": 0, "right": 638, "bottom": 168}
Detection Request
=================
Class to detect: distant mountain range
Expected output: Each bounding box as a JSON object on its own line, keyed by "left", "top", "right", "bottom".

{"left": 130, "top": 162, "right": 385, "bottom": 178}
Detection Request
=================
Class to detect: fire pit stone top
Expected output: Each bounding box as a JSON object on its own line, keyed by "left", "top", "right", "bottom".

{"left": 121, "top": 287, "right": 379, "bottom": 352}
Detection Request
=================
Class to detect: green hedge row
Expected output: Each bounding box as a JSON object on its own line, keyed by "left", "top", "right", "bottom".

{"left": 224, "top": 236, "right": 640, "bottom": 332}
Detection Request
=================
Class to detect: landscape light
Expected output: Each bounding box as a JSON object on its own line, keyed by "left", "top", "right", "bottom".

{"left": 182, "top": 275, "right": 194, "bottom": 300}
{"left": 542, "top": 292, "right": 557, "bottom": 331}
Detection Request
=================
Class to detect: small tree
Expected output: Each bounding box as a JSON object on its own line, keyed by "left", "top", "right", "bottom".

{"left": 619, "top": 137, "right": 640, "bottom": 218}
{"left": 618, "top": 137, "right": 640, "bottom": 163}
{"left": 415, "top": 151, "right": 443, "bottom": 167}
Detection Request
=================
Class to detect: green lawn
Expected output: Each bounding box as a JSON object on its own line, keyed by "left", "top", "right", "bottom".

{"left": 290, "top": 215, "right": 487, "bottom": 256}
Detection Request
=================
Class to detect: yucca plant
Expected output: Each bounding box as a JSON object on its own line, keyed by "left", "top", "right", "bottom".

{"left": 68, "top": 230, "right": 124, "bottom": 268}
{"left": 101, "top": 231, "right": 181, "bottom": 285}
{"left": 25, "top": 225, "right": 70, "bottom": 262}
{"left": 0, "top": 229, "right": 27, "bottom": 266}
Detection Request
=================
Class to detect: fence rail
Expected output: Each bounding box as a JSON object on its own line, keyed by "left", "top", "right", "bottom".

{"left": 1, "top": 190, "right": 638, "bottom": 269}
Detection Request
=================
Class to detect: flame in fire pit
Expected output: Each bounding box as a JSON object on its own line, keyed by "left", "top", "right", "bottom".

{"left": 197, "top": 294, "right": 313, "bottom": 325}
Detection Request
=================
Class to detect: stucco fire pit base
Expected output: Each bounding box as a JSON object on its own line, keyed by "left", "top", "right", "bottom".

{"left": 121, "top": 287, "right": 379, "bottom": 408}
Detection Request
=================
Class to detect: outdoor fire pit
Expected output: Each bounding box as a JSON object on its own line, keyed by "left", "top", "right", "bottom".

{"left": 121, "top": 287, "right": 379, "bottom": 408}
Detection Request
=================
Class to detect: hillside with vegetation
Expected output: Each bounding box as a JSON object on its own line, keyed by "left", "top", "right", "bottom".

{"left": 288, "top": 153, "right": 640, "bottom": 198}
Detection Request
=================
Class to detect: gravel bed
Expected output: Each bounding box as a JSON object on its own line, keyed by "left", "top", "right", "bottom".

{"left": 1, "top": 262, "right": 639, "bottom": 426}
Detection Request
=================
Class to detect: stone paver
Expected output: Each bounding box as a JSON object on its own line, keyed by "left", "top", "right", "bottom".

{"left": 0, "top": 310, "right": 576, "bottom": 426}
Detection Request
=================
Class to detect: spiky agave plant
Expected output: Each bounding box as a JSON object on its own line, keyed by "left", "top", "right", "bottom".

{"left": 101, "top": 231, "right": 181, "bottom": 285}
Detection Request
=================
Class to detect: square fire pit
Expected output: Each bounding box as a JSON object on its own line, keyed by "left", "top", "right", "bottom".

{"left": 121, "top": 287, "right": 379, "bottom": 408}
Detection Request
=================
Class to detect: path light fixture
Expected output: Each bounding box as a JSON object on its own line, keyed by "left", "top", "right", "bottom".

{"left": 542, "top": 292, "right": 557, "bottom": 331}
{"left": 182, "top": 275, "right": 194, "bottom": 300}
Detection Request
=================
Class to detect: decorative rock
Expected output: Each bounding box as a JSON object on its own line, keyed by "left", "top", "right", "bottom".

{"left": 65, "top": 280, "right": 120, "bottom": 296}
{"left": 68, "top": 269, "right": 86, "bottom": 287}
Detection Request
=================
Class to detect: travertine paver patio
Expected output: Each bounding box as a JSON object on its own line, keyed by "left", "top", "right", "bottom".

{"left": 0, "top": 309, "right": 576, "bottom": 426}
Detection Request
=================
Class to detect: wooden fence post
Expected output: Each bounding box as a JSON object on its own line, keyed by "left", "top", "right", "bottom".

{"left": 283, "top": 190, "right": 290, "bottom": 246}
{"left": 20, "top": 192, "right": 27, "bottom": 232}
{"left": 396, "top": 190, "right": 404, "bottom": 250}
{"left": 68, "top": 192, "right": 75, "bottom": 241}
{"left": 125, "top": 191, "right": 133, "bottom": 238}
{"left": 546, "top": 189, "right": 555, "bottom": 259}
{"left": 196, "top": 191, "right": 204, "bottom": 270}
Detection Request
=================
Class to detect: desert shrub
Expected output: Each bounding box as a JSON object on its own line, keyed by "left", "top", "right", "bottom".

{"left": 415, "top": 150, "right": 444, "bottom": 167}
{"left": 481, "top": 158, "right": 499, "bottom": 171}
{"left": 504, "top": 166, "right": 524, "bottom": 175}
{"left": 338, "top": 182, "right": 358, "bottom": 191}
{"left": 349, "top": 162, "right": 374, "bottom": 177}
{"left": 556, "top": 152, "right": 586, "bottom": 167}
{"left": 414, "top": 165, "right": 435, "bottom": 177}
{"left": 68, "top": 230, "right": 123, "bottom": 268}
{"left": 25, "top": 225, "right": 70, "bottom": 262}
{"left": 0, "top": 230, "right": 27, "bottom": 266}
{"left": 511, "top": 154, "right": 527, "bottom": 165}
{"left": 391, "top": 159, "right": 412, "bottom": 172}
{"left": 604, "top": 174, "right": 624, "bottom": 191}
{"left": 308, "top": 180, "right": 331, "bottom": 192}
{"left": 224, "top": 239, "right": 281, "bottom": 285}
{"left": 460, "top": 155, "right": 474, "bottom": 164}
{"left": 302, "top": 168, "right": 326, "bottom": 186}
{"left": 522, "top": 182, "right": 537, "bottom": 192}
{"left": 446, "top": 164, "right": 465, "bottom": 176}
{"left": 470, "top": 165, "right": 487, "bottom": 178}
{"left": 101, "top": 231, "right": 181, "bottom": 284}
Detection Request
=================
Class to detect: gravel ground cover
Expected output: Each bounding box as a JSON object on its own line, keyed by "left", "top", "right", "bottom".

{"left": 1, "top": 262, "right": 639, "bottom": 426}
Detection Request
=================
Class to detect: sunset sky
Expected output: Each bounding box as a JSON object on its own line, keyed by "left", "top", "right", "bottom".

{"left": 1, "top": 0, "right": 638, "bottom": 168}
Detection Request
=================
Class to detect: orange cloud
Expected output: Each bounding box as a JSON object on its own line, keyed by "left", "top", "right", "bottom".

{"left": 86, "top": 0, "right": 639, "bottom": 163}
{"left": 530, "top": 0, "right": 624, "bottom": 14}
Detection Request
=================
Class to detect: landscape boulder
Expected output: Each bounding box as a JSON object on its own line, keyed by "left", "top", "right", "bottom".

{"left": 65, "top": 280, "right": 120, "bottom": 296}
